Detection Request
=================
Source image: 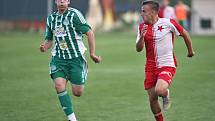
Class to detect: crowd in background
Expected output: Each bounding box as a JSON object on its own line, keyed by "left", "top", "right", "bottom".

{"left": 158, "top": 0, "right": 190, "bottom": 31}
{"left": 87, "top": 0, "right": 190, "bottom": 32}
{"left": 0, "top": 0, "right": 191, "bottom": 32}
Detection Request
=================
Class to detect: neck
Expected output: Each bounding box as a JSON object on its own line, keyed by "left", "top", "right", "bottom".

{"left": 149, "top": 15, "right": 159, "bottom": 24}
{"left": 58, "top": 8, "right": 68, "bottom": 14}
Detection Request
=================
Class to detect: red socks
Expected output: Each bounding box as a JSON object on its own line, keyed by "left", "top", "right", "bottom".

{"left": 154, "top": 112, "right": 164, "bottom": 121}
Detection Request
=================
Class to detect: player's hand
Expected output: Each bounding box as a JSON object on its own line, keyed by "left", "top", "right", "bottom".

{"left": 140, "top": 25, "right": 147, "bottom": 37}
{"left": 39, "top": 44, "right": 47, "bottom": 52}
{"left": 187, "top": 51, "right": 195, "bottom": 58}
{"left": 90, "top": 54, "right": 101, "bottom": 63}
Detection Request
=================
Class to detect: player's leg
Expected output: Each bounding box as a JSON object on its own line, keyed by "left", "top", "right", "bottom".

{"left": 155, "top": 79, "right": 169, "bottom": 97}
{"left": 145, "top": 71, "right": 164, "bottom": 121}
{"left": 147, "top": 87, "right": 164, "bottom": 121}
{"left": 72, "top": 84, "right": 84, "bottom": 97}
{"left": 52, "top": 73, "right": 77, "bottom": 121}
{"left": 69, "top": 56, "right": 88, "bottom": 97}
{"left": 54, "top": 77, "right": 67, "bottom": 92}
{"left": 155, "top": 79, "right": 170, "bottom": 111}
{"left": 155, "top": 67, "right": 176, "bottom": 111}
{"left": 50, "top": 58, "right": 76, "bottom": 121}
{"left": 67, "top": 56, "right": 88, "bottom": 121}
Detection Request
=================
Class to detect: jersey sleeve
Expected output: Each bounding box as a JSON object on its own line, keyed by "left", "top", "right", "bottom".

{"left": 170, "top": 19, "right": 184, "bottom": 36}
{"left": 45, "top": 16, "right": 53, "bottom": 41}
{"left": 73, "top": 10, "right": 91, "bottom": 34}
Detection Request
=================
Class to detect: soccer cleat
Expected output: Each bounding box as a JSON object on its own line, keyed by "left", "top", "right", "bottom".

{"left": 162, "top": 89, "right": 171, "bottom": 111}
{"left": 68, "top": 119, "right": 78, "bottom": 121}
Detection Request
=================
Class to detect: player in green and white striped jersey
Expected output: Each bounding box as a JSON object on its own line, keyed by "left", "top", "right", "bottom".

{"left": 39, "top": 0, "right": 101, "bottom": 121}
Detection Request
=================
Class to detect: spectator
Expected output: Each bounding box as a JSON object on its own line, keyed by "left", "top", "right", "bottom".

{"left": 86, "top": 0, "right": 103, "bottom": 30}
{"left": 158, "top": 0, "right": 176, "bottom": 19}
{"left": 175, "top": 0, "right": 190, "bottom": 30}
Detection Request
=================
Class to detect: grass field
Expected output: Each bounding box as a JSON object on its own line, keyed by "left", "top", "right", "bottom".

{"left": 0, "top": 31, "right": 215, "bottom": 121}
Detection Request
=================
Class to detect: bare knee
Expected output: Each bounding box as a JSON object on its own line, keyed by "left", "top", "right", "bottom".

{"left": 155, "top": 86, "right": 166, "bottom": 96}
{"left": 155, "top": 79, "right": 169, "bottom": 96}
{"left": 73, "top": 90, "right": 82, "bottom": 97}
{"left": 54, "top": 78, "right": 66, "bottom": 92}
{"left": 147, "top": 88, "right": 158, "bottom": 102}
{"left": 72, "top": 85, "right": 84, "bottom": 97}
{"left": 149, "top": 94, "right": 158, "bottom": 102}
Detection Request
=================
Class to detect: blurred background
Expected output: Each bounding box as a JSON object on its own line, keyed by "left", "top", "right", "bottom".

{"left": 0, "top": 0, "right": 214, "bottom": 35}
{"left": 0, "top": 0, "right": 215, "bottom": 121}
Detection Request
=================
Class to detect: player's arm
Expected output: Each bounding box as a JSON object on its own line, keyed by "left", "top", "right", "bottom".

{"left": 40, "top": 16, "right": 53, "bottom": 53}
{"left": 136, "top": 26, "right": 146, "bottom": 52}
{"left": 136, "top": 34, "right": 145, "bottom": 52}
{"left": 180, "top": 29, "right": 195, "bottom": 57}
{"left": 170, "top": 19, "right": 194, "bottom": 57}
{"left": 40, "top": 40, "right": 53, "bottom": 52}
{"left": 73, "top": 10, "right": 101, "bottom": 63}
{"left": 86, "top": 30, "right": 101, "bottom": 63}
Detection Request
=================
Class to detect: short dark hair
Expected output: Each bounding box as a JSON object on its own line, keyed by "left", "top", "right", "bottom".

{"left": 142, "top": 0, "right": 159, "bottom": 12}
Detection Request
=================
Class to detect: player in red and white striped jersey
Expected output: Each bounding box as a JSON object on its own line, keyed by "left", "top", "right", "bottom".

{"left": 136, "top": 1, "right": 194, "bottom": 121}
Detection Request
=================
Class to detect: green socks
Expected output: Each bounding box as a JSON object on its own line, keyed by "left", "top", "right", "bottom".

{"left": 57, "top": 90, "right": 73, "bottom": 116}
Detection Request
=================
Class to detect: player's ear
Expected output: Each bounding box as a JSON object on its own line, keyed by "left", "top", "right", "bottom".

{"left": 68, "top": 0, "right": 70, "bottom": 4}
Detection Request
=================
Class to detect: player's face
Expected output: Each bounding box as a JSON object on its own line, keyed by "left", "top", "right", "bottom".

{"left": 141, "top": 5, "right": 154, "bottom": 24}
{"left": 55, "top": 0, "right": 70, "bottom": 11}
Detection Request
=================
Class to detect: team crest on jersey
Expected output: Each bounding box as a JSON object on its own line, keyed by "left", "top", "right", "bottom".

{"left": 63, "top": 19, "right": 69, "bottom": 26}
{"left": 158, "top": 26, "right": 164, "bottom": 32}
{"left": 59, "top": 39, "right": 68, "bottom": 50}
{"left": 54, "top": 27, "right": 67, "bottom": 37}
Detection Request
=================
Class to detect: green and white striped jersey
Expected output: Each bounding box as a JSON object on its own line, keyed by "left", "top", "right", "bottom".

{"left": 45, "top": 7, "right": 91, "bottom": 59}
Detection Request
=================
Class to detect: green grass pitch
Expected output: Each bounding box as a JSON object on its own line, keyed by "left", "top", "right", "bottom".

{"left": 0, "top": 31, "right": 215, "bottom": 121}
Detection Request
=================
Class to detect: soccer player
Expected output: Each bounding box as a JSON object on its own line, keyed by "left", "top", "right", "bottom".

{"left": 39, "top": 0, "right": 101, "bottom": 121}
{"left": 136, "top": 1, "right": 194, "bottom": 121}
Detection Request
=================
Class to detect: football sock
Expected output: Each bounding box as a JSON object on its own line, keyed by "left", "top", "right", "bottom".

{"left": 68, "top": 112, "right": 77, "bottom": 121}
{"left": 57, "top": 90, "right": 73, "bottom": 116}
{"left": 154, "top": 112, "right": 164, "bottom": 121}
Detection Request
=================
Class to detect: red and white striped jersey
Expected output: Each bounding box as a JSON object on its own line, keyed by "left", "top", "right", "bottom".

{"left": 136, "top": 18, "right": 183, "bottom": 71}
